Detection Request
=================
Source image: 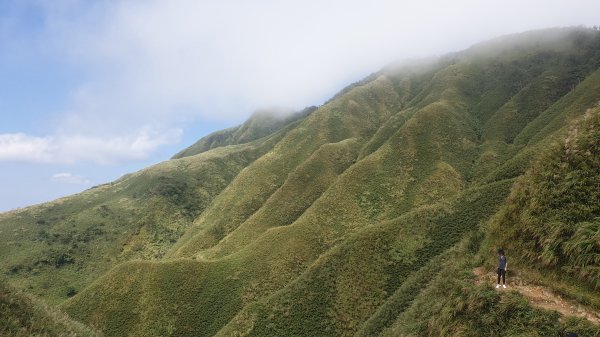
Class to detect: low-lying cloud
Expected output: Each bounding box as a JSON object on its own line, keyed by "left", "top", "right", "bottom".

{"left": 41, "top": 0, "right": 600, "bottom": 133}
{"left": 4, "top": 0, "right": 600, "bottom": 167}
{"left": 0, "top": 128, "right": 181, "bottom": 164}
{"left": 51, "top": 172, "right": 91, "bottom": 185}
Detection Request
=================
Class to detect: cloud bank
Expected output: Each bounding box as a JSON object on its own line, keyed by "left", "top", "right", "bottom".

{"left": 3, "top": 0, "right": 600, "bottom": 166}
{"left": 42, "top": 0, "right": 600, "bottom": 132}
{"left": 51, "top": 172, "right": 91, "bottom": 185}
{"left": 1, "top": 0, "right": 600, "bottom": 211}
{"left": 0, "top": 128, "right": 181, "bottom": 164}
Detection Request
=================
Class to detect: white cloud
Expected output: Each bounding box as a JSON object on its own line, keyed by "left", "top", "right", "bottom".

{"left": 0, "top": 133, "right": 51, "bottom": 162}
{"left": 51, "top": 172, "right": 91, "bottom": 185}
{"left": 0, "top": 127, "right": 181, "bottom": 164}
{"left": 4, "top": 0, "right": 600, "bottom": 166}
{"left": 2, "top": 0, "right": 600, "bottom": 211}
{"left": 38, "top": 0, "right": 600, "bottom": 134}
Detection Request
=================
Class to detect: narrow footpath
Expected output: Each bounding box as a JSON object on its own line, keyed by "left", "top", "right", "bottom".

{"left": 473, "top": 267, "right": 600, "bottom": 325}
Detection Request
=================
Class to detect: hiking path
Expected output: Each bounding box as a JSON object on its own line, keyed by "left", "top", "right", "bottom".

{"left": 473, "top": 266, "right": 600, "bottom": 324}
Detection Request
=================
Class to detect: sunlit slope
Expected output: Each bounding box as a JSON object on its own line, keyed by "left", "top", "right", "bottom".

{"left": 215, "top": 180, "right": 513, "bottom": 337}
{"left": 1, "top": 27, "right": 599, "bottom": 336}
{"left": 0, "top": 130, "right": 286, "bottom": 303}
{"left": 63, "top": 73, "right": 413, "bottom": 337}
{"left": 173, "top": 27, "right": 600, "bottom": 261}
{"left": 58, "top": 28, "right": 600, "bottom": 337}
{"left": 172, "top": 107, "right": 316, "bottom": 159}
{"left": 168, "top": 75, "right": 405, "bottom": 258}
{"left": 0, "top": 280, "right": 99, "bottom": 337}
{"left": 373, "top": 106, "right": 600, "bottom": 337}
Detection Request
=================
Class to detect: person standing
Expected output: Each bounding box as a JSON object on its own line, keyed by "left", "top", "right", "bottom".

{"left": 496, "top": 249, "right": 507, "bottom": 288}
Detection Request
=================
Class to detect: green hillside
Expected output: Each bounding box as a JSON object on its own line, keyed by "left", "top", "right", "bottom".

{"left": 0, "top": 126, "right": 291, "bottom": 303}
{"left": 1, "top": 27, "right": 600, "bottom": 336}
{"left": 0, "top": 280, "right": 99, "bottom": 337}
{"left": 486, "top": 103, "right": 600, "bottom": 304}
{"left": 172, "top": 107, "right": 316, "bottom": 159}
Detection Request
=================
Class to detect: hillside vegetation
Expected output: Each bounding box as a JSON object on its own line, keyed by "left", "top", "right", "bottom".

{"left": 1, "top": 27, "right": 599, "bottom": 336}
{"left": 172, "top": 107, "right": 316, "bottom": 159}
{"left": 0, "top": 124, "right": 291, "bottom": 303}
{"left": 0, "top": 280, "right": 98, "bottom": 337}
{"left": 485, "top": 103, "right": 600, "bottom": 306}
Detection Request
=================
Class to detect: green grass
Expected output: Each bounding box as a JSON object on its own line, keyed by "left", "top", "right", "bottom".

{"left": 169, "top": 75, "right": 402, "bottom": 258}
{"left": 2, "top": 27, "right": 600, "bottom": 336}
{"left": 486, "top": 105, "right": 600, "bottom": 293}
{"left": 214, "top": 178, "right": 511, "bottom": 337}
{"left": 0, "top": 280, "right": 99, "bottom": 337}
{"left": 0, "top": 132, "right": 284, "bottom": 303}
{"left": 201, "top": 138, "right": 362, "bottom": 259}
{"left": 379, "top": 233, "right": 600, "bottom": 337}
{"left": 380, "top": 249, "right": 563, "bottom": 337}
{"left": 172, "top": 107, "right": 316, "bottom": 159}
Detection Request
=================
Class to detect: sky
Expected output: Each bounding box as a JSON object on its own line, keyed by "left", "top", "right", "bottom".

{"left": 0, "top": 0, "right": 599, "bottom": 211}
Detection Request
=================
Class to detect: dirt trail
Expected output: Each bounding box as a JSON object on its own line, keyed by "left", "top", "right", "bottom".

{"left": 473, "top": 267, "right": 600, "bottom": 324}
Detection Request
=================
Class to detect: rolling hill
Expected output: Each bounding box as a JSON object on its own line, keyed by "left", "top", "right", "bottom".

{"left": 0, "top": 280, "right": 99, "bottom": 337}
{"left": 1, "top": 27, "right": 599, "bottom": 336}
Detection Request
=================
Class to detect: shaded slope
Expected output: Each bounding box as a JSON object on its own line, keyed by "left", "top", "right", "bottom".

{"left": 199, "top": 138, "right": 362, "bottom": 260}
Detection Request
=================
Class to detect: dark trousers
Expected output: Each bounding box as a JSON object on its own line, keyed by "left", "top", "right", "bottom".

{"left": 497, "top": 268, "right": 506, "bottom": 284}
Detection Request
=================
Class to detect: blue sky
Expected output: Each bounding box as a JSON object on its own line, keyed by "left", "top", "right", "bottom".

{"left": 1, "top": 0, "right": 599, "bottom": 211}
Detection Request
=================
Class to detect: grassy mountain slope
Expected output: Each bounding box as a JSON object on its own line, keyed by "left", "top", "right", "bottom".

{"left": 0, "top": 127, "right": 288, "bottom": 303}
{"left": 2, "top": 27, "right": 600, "bottom": 337}
{"left": 62, "top": 73, "right": 409, "bottom": 337}
{"left": 485, "top": 104, "right": 600, "bottom": 303}
{"left": 215, "top": 180, "right": 513, "bottom": 337}
{"left": 172, "top": 107, "right": 316, "bottom": 159}
{"left": 168, "top": 74, "right": 404, "bottom": 258}
{"left": 378, "top": 106, "right": 600, "bottom": 337}
{"left": 0, "top": 280, "right": 99, "bottom": 337}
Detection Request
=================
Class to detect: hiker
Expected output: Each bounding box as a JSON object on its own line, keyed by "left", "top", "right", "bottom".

{"left": 496, "top": 249, "right": 507, "bottom": 288}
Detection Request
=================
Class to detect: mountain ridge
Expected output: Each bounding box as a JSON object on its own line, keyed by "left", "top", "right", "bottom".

{"left": 1, "top": 27, "right": 600, "bottom": 336}
{"left": 172, "top": 106, "right": 317, "bottom": 159}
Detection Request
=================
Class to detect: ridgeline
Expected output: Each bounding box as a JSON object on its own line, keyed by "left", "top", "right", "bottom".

{"left": 1, "top": 27, "right": 599, "bottom": 337}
